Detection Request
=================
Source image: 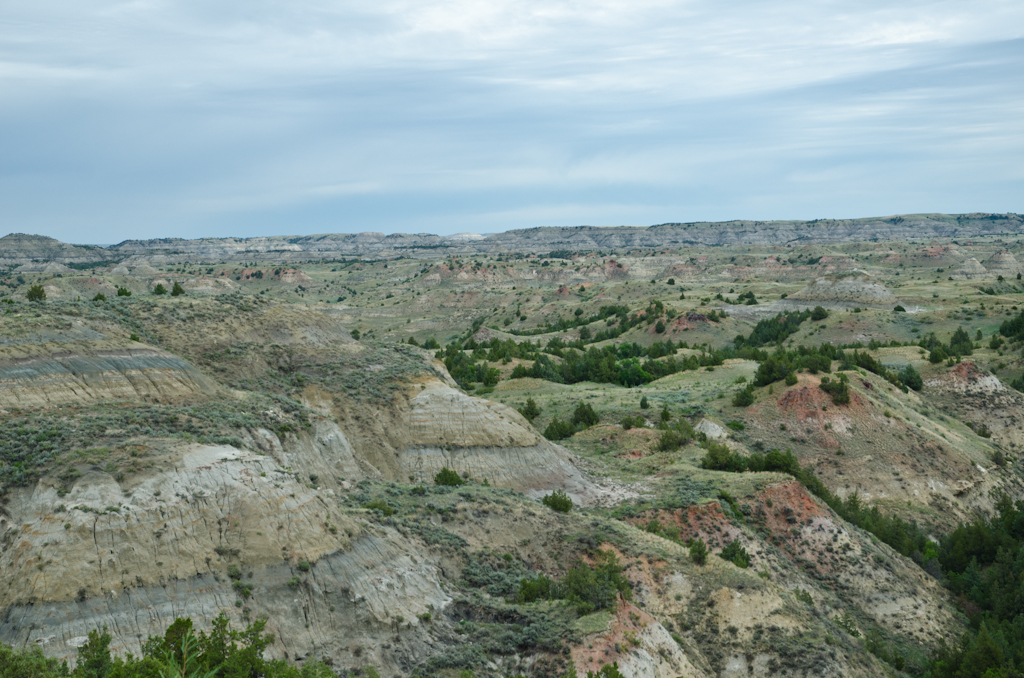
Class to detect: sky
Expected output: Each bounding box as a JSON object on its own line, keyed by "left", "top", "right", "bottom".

{"left": 1, "top": 1, "right": 1022, "bottom": 244}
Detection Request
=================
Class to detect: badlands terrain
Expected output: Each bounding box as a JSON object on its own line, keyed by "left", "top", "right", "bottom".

{"left": 3, "top": 213, "right": 1024, "bottom": 677}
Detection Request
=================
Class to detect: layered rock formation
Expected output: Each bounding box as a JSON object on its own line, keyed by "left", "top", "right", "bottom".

{"left": 986, "top": 250, "right": 1022, "bottom": 277}
{"left": 785, "top": 271, "right": 897, "bottom": 307}
{"left": 950, "top": 257, "right": 990, "bottom": 280}
{"left": 0, "top": 441, "right": 449, "bottom": 670}
{"left": 0, "top": 346, "right": 217, "bottom": 409}
{"left": 0, "top": 234, "right": 110, "bottom": 266}
{"left": 395, "top": 380, "right": 596, "bottom": 501}
{"left": 97, "top": 213, "right": 1024, "bottom": 262}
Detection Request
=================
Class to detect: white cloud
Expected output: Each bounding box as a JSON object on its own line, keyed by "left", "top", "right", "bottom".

{"left": 0, "top": 0, "right": 1021, "bottom": 241}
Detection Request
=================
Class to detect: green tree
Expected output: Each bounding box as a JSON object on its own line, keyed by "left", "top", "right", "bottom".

{"left": 949, "top": 327, "right": 974, "bottom": 356}
{"left": 171, "top": 282, "right": 186, "bottom": 297}
{"left": 153, "top": 284, "right": 167, "bottom": 295}
{"left": 810, "top": 306, "right": 828, "bottom": 321}
{"left": 74, "top": 628, "right": 113, "bottom": 678}
{"left": 571, "top": 402, "right": 600, "bottom": 428}
{"left": 899, "top": 364, "right": 923, "bottom": 391}
{"left": 960, "top": 624, "right": 1004, "bottom": 678}
{"left": 26, "top": 285, "right": 46, "bottom": 302}
{"left": 0, "top": 644, "right": 69, "bottom": 677}
{"left": 518, "top": 397, "right": 541, "bottom": 422}
{"left": 639, "top": 395, "right": 649, "bottom": 409}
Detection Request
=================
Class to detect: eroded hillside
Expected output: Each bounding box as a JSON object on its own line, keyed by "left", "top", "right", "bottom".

{"left": 3, "top": 227, "right": 1024, "bottom": 677}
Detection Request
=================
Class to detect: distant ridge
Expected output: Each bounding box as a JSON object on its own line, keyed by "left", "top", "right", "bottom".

{"left": 2, "top": 213, "right": 1022, "bottom": 264}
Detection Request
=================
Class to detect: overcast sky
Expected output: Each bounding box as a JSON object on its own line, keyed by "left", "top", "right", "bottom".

{"left": 1, "top": 1, "right": 1022, "bottom": 243}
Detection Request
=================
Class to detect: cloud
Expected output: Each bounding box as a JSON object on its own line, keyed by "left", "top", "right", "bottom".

{"left": 0, "top": 0, "right": 1021, "bottom": 242}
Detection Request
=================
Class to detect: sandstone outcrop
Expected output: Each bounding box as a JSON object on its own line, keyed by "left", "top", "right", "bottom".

{"left": 0, "top": 442, "right": 448, "bottom": 671}
{"left": 0, "top": 346, "right": 218, "bottom": 409}
{"left": 786, "top": 271, "right": 897, "bottom": 306}
{"left": 950, "top": 257, "right": 989, "bottom": 279}
{"left": 14, "top": 261, "right": 73, "bottom": 275}
{"left": 986, "top": 250, "right": 1022, "bottom": 277}
{"left": 0, "top": 234, "right": 109, "bottom": 266}
{"left": 94, "top": 213, "right": 1024, "bottom": 262}
{"left": 395, "top": 380, "right": 597, "bottom": 501}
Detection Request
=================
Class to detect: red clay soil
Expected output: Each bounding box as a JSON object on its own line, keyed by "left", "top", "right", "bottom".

{"left": 627, "top": 481, "right": 844, "bottom": 575}
{"left": 626, "top": 502, "right": 743, "bottom": 552}
{"left": 777, "top": 380, "right": 869, "bottom": 420}
{"left": 570, "top": 597, "right": 659, "bottom": 672}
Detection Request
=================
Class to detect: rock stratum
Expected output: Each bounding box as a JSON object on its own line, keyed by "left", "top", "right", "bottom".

{"left": 784, "top": 271, "right": 898, "bottom": 308}
{"left": 3, "top": 212, "right": 1022, "bottom": 265}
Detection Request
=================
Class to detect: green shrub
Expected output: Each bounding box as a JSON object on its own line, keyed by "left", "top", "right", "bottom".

{"left": 153, "top": 284, "right": 167, "bottom": 295}
{"left": 363, "top": 498, "right": 395, "bottom": 516}
{"left": 811, "top": 306, "right": 829, "bottom": 321}
{"left": 227, "top": 565, "right": 242, "bottom": 580}
{"left": 26, "top": 285, "right": 45, "bottom": 302}
{"left": 720, "top": 539, "right": 750, "bottom": 568}
{"left": 819, "top": 375, "right": 850, "bottom": 405}
{"left": 562, "top": 551, "right": 631, "bottom": 614}
{"left": 658, "top": 418, "right": 695, "bottom": 452}
{"left": 689, "top": 538, "right": 708, "bottom": 565}
{"left": 640, "top": 395, "right": 649, "bottom": 409}
{"left": 517, "top": 573, "right": 558, "bottom": 603}
{"left": 587, "top": 663, "right": 625, "bottom": 678}
{"left": 297, "top": 560, "right": 311, "bottom": 573}
{"left": 171, "top": 281, "right": 186, "bottom": 296}
{"left": 732, "top": 386, "right": 754, "bottom": 407}
{"left": 784, "top": 371, "right": 798, "bottom": 386}
{"left": 542, "top": 489, "right": 573, "bottom": 513}
{"left": 543, "top": 417, "right": 575, "bottom": 441}
{"left": 620, "top": 415, "right": 645, "bottom": 430}
{"left": 116, "top": 287, "right": 132, "bottom": 297}
{"left": 725, "top": 420, "right": 745, "bottom": 431}
{"left": 434, "top": 467, "right": 466, "bottom": 486}
{"left": 92, "top": 293, "right": 106, "bottom": 302}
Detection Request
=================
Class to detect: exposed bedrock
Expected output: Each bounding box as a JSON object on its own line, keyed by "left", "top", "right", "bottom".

{"left": 0, "top": 347, "right": 218, "bottom": 408}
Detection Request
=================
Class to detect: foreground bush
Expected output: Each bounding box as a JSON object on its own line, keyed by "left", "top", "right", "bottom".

{"left": 0, "top": 612, "right": 335, "bottom": 677}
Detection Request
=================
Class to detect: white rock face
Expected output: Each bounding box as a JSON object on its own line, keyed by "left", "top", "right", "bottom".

{"left": 397, "top": 380, "right": 602, "bottom": 503}
{"left": 695, "top": 419, "right": 727, "bottom": 440}
{"left": 0, "top": 441, "right": 449, "bottom": 671}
